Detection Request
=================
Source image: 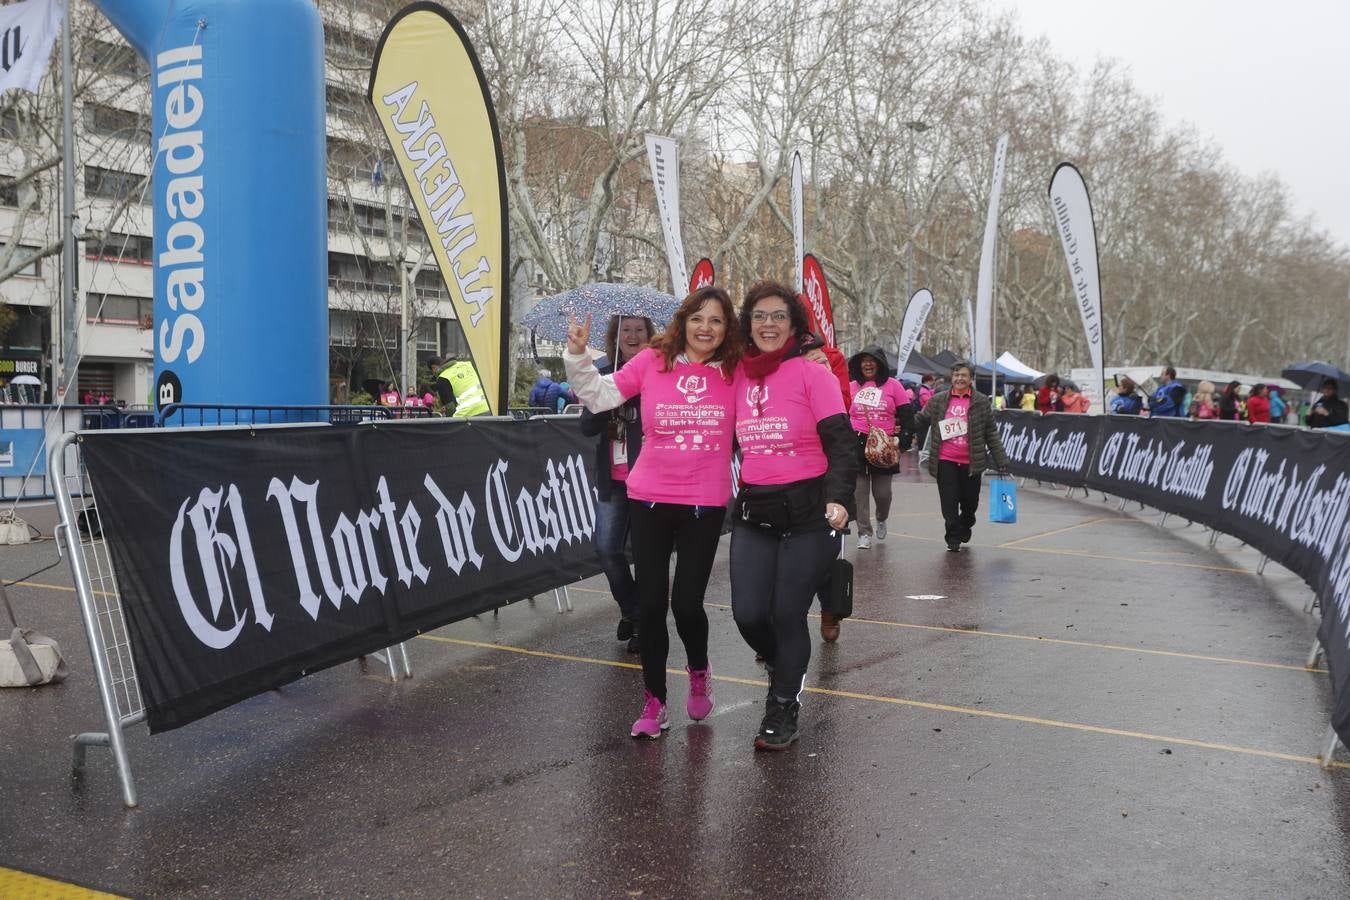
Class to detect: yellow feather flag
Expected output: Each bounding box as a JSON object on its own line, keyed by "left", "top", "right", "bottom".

{"left": 368, "top": 4, "right": 508, "bottom": 414}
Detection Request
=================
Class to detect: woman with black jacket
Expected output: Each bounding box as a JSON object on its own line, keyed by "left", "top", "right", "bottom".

{"left": 1218, "top": 380, "right": 1245, "bottom": 422}
{"left": 730, "top": 280, "right": 859, "bottom": 751}
{"left": 578, "top": 315, "right": 654, "bottom": 653}
{"left": 912, "top": 362, "right": 1011, "bottom": 551}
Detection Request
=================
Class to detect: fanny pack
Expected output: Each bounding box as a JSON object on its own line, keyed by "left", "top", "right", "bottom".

{"left": 735, "top": 477, "right": 825, "bottom": 536}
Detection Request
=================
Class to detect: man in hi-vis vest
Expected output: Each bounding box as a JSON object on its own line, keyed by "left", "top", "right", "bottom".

{"left": 429, "top": 356, "right": 490, "bottom": 417}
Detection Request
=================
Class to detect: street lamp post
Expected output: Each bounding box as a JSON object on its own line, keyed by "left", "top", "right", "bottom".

{"left": 399, "top": 259, "right": 412, "bottom": 399}
{"left": 900, "top": 120, "right": 928, "bottom": 355}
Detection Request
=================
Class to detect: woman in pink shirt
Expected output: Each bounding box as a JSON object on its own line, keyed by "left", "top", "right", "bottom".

{"left": 564, "top": 288, "right": 742, "bottom": 740}
{"left": 730, "top": 281, "right": 858, "bottom": 751}
{"left": 911, "top": 361, "right": 1011, "bottom": 551}
{"left": 847, "top": 347, "right": 914, "bottom": 551}
{"left": 1060, "top": 383, "right": 1091, "bottom": 413}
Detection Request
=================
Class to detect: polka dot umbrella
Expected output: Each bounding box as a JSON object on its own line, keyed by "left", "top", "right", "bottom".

{"left": 522, "top": 282, "right": 680, "bottom": 351}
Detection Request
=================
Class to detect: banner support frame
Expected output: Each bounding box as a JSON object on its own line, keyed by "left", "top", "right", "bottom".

{"left": 52, "top": 432, "right": 141, "bottom": 808}
{"left": 1320, "top": 723, "right": 1340, "bottom": 767}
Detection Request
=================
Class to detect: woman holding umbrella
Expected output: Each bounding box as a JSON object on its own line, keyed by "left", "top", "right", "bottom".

{"left": 730, "top": 281, "right": 858, "bottom": 750}
{"left": 579, "top": 315, "right": 656, "bottom": 654}
{"left": 1035, "top": 374, "right": 1063, "bottom": 413}
{"left": 564, "top": 287, "right": 742, "bottom": 740}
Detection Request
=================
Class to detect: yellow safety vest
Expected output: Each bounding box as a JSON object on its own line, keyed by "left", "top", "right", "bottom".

{"left": 437, "top": 361, "right": 490, "bottom": 417}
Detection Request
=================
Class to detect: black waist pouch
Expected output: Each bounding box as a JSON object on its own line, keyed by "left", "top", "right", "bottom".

{"left": 829, "top": 558, "right": 854, "bottom": 619}
{"left": 735, "top": 477, "right": 825, "bottom": 535}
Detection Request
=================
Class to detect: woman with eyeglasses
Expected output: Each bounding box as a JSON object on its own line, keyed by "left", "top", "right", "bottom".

{"left": 730, "top": 280, "right": 858, "bottom": 750}
{"left": 565, "top": 288, "right": 742, "bottom": 740}
{"left": 578, "top": 315, "right": 655, "bottom": 654}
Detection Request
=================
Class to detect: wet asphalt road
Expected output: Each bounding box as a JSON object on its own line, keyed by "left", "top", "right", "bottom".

{"left": 1, "top": 454, "right": 1347, "bottom": 898}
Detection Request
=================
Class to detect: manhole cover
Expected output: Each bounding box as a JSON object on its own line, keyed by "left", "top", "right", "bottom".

{"left": 905, "top": 594, "right": 947, "bottom": 601}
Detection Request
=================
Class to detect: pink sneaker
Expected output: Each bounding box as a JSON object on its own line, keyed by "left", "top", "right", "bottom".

{"left": 687, "top": 666, "right": 714, "bottom": 720}
{"left": 631, "top": 690, "right": 670, "bottom": 739}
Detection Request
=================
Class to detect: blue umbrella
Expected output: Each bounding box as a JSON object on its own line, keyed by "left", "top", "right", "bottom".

{"left": 897, "top": 371, "right": 921, "bottom": 386}
{"left": 1281, "top": 361, "right": 1350, "bottom": 392}
{"left": 522, "top": 282, "right": 679, "bottom": 350}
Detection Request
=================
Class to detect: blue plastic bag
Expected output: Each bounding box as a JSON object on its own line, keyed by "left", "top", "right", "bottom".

{"left": 989, "top": 477, "right": 1017, "bottom": 524}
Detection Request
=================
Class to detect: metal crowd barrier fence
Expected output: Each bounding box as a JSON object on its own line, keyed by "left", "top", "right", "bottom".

{"left": 49, "top": 425, "right": 414, "bottom": 808}
{"left": 0, "top": 405, "right": 121, "bottom": 501}
{"left": 156, "top": 403, "right": 436, "bottom": 427}
{"left": 508, "top": 406, "right": 554, "bottom": 420}
{"left": 1005, "top": 412, "right": 1349, "bottom": 766}
{"left": 0, "top": 405, "right": 448, "bottom": 500}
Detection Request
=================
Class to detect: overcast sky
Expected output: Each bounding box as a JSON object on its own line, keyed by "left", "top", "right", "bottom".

{"left": 991, "top": 0, "right": 1350, "bottom": 251}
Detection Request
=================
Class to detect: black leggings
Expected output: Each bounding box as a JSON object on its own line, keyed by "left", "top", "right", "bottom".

{"left": 730, "top": 525, "right": 841, "bottom": 700}
{"left": 627, "top": 500, "right": 726, "bottom": 703}
{"left": 936, "top": 459, "right": 982, "bottom": 541}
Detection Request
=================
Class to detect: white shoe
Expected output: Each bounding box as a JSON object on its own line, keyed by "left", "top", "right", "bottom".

{"left": 876, "top": 521, "right": 887, "bottom": 541}
{"left": 857, "top": 534, "right": 872, "bottom": 550}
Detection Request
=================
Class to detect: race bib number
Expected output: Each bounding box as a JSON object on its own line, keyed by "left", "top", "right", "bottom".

{"left": 611, "top": 439, "right": 628, "bottom": 466}
{"left": 938, "top": 416, "right": 968, "bottom": 440}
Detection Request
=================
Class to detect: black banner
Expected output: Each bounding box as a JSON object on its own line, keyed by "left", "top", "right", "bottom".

{"left": 80, "top": 418, "right": 602, "bottom": 732}
{"left": 996, "top": 411, "right": 1350, "bottom": 745}
{"left": 995, "top": 411, "right": 1101, "bottom": 487}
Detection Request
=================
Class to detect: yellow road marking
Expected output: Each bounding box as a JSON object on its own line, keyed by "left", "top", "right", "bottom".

{"left": 895, "top": 531, "right": 1254, "bottom": 574}
{"left": 998, "top": 516, "right": 1112, "bottom": 548}
{"left": 566, "top": 586, "right": 1325, "bottom": 675}
{"left": 700, "top": 602, "right": 1326, "bottom": 674}
{"left": 415, "top": 634, "right": 1350, "bottom": 770}
{"left": 14, "top": 580, "right": 76, "bottom": 592}
{"left": 17, "top": 574, "right": 1321, "bottom": 673}
{"left": 0, "top": 866, "right": 124, "bottom": 898}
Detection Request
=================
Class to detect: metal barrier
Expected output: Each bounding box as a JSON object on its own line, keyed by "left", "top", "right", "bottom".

{"left": 51, "top": 430, "right": 143, "bottom": 806}
{"left": 508, "top": 406, "right": 553, "bottom": 420}
{"left": 50, "top": 425, "right": 414, "bottom": 808}
{"left": 1010, "top": 415, "right": 1349, "bottom": 766}
{"left": 157, "top": 403, "right": 437, "bottom": 427}
{"left": 0, "top": 405, "right": 121, "bottom": 500}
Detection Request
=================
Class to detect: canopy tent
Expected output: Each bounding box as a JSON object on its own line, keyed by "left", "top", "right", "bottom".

{"left": 902, "top": 350, "right": 948, "bottom": 376}
{"left": 995, "top": 351, "right": 1044, "bottom": 379}
{"left": 972, "top": 361, "right": 1037, "bottom": 386}
{"left": 931, "top": 349, "right": 965, "bottom": 369}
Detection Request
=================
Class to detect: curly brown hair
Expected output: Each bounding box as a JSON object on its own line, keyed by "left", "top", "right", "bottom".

{"left": 651, "top": 286, "right": 742, "bottom": 380}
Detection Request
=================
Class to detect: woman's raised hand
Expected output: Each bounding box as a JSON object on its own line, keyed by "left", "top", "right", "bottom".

{"left": 567, "top": 313, "right": 592, "bottom": 356}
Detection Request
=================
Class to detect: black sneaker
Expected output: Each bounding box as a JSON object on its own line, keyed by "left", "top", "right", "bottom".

{"left": 626, "top": 633, "right": 641, "bottom": 654}
{"left": 946, "top": 540, "right": 961, "bottom": 552}
{"left": 960, "top": 528, "right": 973, "bottom": 544}
{"left": 617, "top": 617, "right": 635, "bottom": 642}
{"left": 754, "top": 696, "right": 800, "bottom": 751}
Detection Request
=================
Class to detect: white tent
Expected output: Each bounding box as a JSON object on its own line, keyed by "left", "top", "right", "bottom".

{"left": 996, "top": 351, "right": 1044, "bottom": 379}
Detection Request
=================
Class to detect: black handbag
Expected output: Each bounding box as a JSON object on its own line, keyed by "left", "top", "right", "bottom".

{"left": 828, "top": 557, "right": 853, "bottom": 619}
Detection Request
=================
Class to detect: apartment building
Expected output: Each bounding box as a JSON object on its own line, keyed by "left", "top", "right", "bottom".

{"left": 0, "top": 2, "right": 471, "bottom": 407}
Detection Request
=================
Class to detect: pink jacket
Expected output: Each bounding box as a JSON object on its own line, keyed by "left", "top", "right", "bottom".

{"left": 1061, "top": 392, "right": 1091, "bottom": 413}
